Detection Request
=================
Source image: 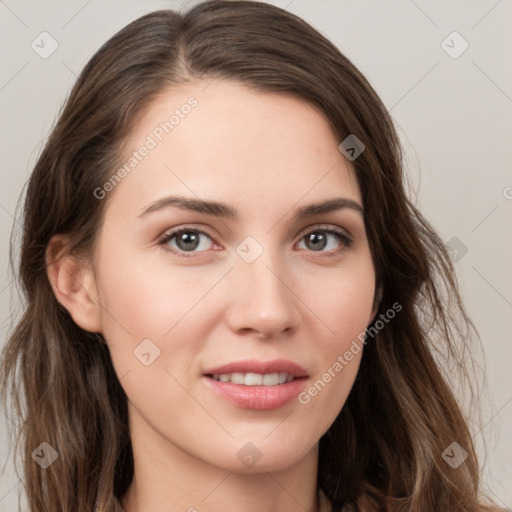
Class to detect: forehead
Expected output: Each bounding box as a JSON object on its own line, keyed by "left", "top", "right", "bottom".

{"left": 107, "top": 79, "right": 361, "bottom": 219}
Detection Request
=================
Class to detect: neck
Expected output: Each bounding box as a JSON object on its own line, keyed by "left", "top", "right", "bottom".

{"left": 122, "top": 472, "right": 321, "bottom": 512}
{"left": 121, "top": 412, "right": 321, "bottom": 512}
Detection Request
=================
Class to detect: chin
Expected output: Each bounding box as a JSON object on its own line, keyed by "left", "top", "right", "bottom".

{"left": 200, "top": 434, "right": 318, "bottom": 474}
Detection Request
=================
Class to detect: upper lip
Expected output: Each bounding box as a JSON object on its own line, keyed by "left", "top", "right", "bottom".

{"left": 204, "top": 359, "right": 308, "bottom": 378}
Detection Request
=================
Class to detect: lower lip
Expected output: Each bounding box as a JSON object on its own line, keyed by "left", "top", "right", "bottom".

{"left": 203, "top": 376, "right": 308, "bottom": 410}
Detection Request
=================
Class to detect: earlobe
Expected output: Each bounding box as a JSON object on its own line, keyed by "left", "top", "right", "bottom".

{"left": 45, "top": 234, "right": 102, "bottom": 333}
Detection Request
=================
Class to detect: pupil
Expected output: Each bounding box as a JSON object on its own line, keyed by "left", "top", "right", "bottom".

{"left": 177, "top": 232, "right": 200, "bottom": 251}
{"left": 307, "top": 232, "right": 326, "bottom": 251}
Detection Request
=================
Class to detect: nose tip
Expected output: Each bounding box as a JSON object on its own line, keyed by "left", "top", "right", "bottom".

{"left": 224, "top": 257, "right": 300, "bottom": 339}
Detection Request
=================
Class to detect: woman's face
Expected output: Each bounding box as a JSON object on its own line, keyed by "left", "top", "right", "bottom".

{"left": 90, "top": 79, "right": 377, "bottom": 472}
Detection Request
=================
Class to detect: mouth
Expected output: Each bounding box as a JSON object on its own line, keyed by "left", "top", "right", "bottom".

{"left": 203, "top": 358, "right": 308, "bottom": 380}
{"left": 205, "top": 372, "right": 298, "bottom": 386}
{"left": 202, "top": 359, "right": 309, "bottom": 410}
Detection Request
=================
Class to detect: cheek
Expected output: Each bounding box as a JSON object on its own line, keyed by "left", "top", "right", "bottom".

{"left": 318, "top": 278, "right": 371, "bottom": 377}
{"left": 96, "top": 248, "right": 210, "bottom": 342}
{"left": 303, "top": 258, "right": 376, "bottom": 345}
{"left": 295, "top": 257, "right": 374, "bottom": 415}
{"left": 330, "top": 279, "right": 375, "bottom": 340}
{"left": 297, "top": 279, "right": 371, "bottom": 427}
{"left": 95, "top": 250, "right": 209, "bottom": 399}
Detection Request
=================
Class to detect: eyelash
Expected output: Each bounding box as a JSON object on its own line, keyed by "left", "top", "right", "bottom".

{"left": 158, "top": 225, "right": 353, "bottom": 259}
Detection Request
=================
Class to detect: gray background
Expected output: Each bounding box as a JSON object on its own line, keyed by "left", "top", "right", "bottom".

{"left": 1, "top": 0, "right": 511, "bottom": 510}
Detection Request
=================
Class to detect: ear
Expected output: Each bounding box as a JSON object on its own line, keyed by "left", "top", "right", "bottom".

{"left": 369, "top": 282, "right": 382, "bottom": 323}
{"left": 45, "top": 234, "right": 103, "bottom": 333}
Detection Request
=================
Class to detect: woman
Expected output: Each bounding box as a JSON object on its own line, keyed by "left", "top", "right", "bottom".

{"left": 0, "top": 1, "right": 504, "bottom": 511}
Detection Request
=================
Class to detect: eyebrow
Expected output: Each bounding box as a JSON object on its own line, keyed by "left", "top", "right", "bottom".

{"left": 138, "top": 195, "right": 364, "bottom": 220}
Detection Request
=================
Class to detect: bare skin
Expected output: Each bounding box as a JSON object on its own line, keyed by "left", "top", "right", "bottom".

{"left": 47, "top": 79, "right": 378, "bottom": 512}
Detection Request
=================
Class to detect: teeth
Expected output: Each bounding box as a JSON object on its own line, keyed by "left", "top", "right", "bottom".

{"left": 245, "top": 372, "right": 263, "bottom": 385}
{"left": 231, "top": 372, "right": 246, "bottom": 385}
{"left": 211, "top": 372, "right": 295, "bottom": 385}
{"left": 262, "top": 373, "right": 278, "bottom": 385}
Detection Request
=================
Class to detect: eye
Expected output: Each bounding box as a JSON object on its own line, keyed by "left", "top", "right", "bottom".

{"left": 159, "top": 225, "right": 353, "bottom": 258}
{"left": 159, "top": 228, "right": 215, "bottom": 256}
{"left": 296, "top": 226, "right": 352, "bottom": 255}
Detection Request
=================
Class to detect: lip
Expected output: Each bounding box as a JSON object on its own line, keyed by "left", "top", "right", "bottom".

{"left": 203, "top": 376, "right": 308, "bottom": 410}
{"left": 203, "top": 359, "right": 308, "bottom": 378}
{"left": 202, "top": 359, "right": 309, "bottom": 410}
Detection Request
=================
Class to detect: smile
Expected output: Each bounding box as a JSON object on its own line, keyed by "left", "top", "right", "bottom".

{"left": 208, "top": 372, "right": 295, "bottom": 385}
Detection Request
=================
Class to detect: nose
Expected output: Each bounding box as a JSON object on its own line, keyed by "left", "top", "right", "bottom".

{"left": 223, "top": 248, "right": 301, "bottom": 339}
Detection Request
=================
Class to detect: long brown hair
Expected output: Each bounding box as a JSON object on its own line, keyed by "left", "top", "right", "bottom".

{"left": 0, "top": 1, "right": 500, "bottom": 511}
